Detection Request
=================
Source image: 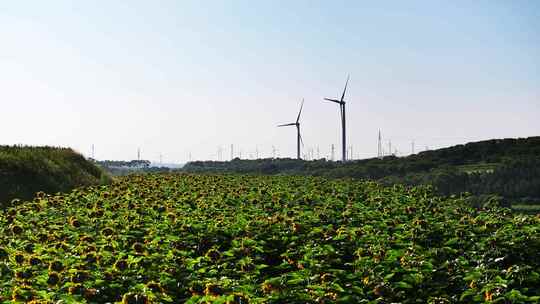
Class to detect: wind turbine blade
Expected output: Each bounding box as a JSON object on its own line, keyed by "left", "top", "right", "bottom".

{"left": 341, "top": 75, "right": 350, "bottom": 102}
{"left": 324, "top": 98, "right": 341, "bottom": 104}
{"left": 296, "top": 98, "right": 304, "bottom": 123}
{"left": 277, "top": 123, "right": 296, "bottom": 127}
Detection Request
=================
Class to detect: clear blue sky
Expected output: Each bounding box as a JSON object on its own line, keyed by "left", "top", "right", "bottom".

{"left": 1, "top": 1, "right": 539, "bottom": 162}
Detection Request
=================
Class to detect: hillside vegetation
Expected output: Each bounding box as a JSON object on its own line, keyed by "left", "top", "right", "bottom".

{"left": 183, "top": 137, "right": 540, "bottom": 206}
{"left": 0, "top": 174, "right": 538, "bottom": 302}
{"left": 0, "top": 146, "right": 111, "bottom": 205}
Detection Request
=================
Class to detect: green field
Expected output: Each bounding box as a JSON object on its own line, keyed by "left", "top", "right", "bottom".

{"left": 1, "top": 174, "right": 539, "bottom": 303}
{"left": 512, "top": 204, "right": 540, "bottom": 215}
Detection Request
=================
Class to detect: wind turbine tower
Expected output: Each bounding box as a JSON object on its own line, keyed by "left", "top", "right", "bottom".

{"left": 324, "top": 75, "right": 350, "bottom": 162}
{"left": 277, "top": 99, "right": 304, "bottom": 160}
{"left": 378, "top": 130, "right": 383, "bottom": 159}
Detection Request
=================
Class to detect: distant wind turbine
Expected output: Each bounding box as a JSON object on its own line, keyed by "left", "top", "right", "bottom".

{"left": 324, "top": 75, "right": 350, "bottom": 162}
{"left": 277, "top": 99, "right": 304, "bottom": 159}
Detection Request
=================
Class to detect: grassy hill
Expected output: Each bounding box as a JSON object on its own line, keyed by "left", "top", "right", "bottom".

{"left": 0, "top": 146, "right": 111, "bottom": 206}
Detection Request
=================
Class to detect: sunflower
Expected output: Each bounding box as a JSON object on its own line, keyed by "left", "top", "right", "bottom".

{"left": 48, "top": 260, "right": 64, "bottom": 272}
{"left": 15, "top": 269, "right": 32, "bottom": 280}
{"left": 14, "top": 253, "right": 25, "bottom": 264}
{"left": 204, "top": 283, "right": 223, "bottom": 296}
{"left": 114, "top": 259, "right": 128, "bottom": 271}
{"left": 146, "top": 281, "right": 164, "bottom": 293}
{"left": 101, "top": 227, "right": 114, "bottom": 236}
{"left": 68, "top": 284, "right": 85, "bottom": 295}
{"left": 226, "top": 293, "right": 249, "bottom": 304}
{"left": 69, "top": 217, "right": 81, "bottom": 228}
{"left": 11, "top": 286, "right": 34, "bottom": 302}
{"left": 47, "top": 272, "right": 60, "bottom": 286}
{"left": 70, "top": 271, "right": 88, "bottom": 283}
{"left": 189, "top": 282, "right": 204, "bottom": 296}
{"left": 132, "top": 242, "right": 144, "bottom": 254}
{"left": 24, "top": 243, "right": 34, "bottom": 253}
{"left": 205, "top": 248, "right": 221, "bottom": 262}
{"left": 11, "top": 224, "right": 23, "bottom": 235}
{"left": 121, "top": 293, "right": 148, "bottom": 304}
{"left": 29, "top": 256, "right": 42, "bottom": 266}
{"left": 0, "top": 248, "right": 8, "bottom": 260}
{"left": 80, "top": 235, "right": 94, "bottom": 243}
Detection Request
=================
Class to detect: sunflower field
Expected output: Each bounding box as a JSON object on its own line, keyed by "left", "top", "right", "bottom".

{"left": 0, "top": 174, "right": 539, "bottom": 303}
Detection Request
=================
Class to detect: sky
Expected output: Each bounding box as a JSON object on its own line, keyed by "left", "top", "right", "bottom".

{"left": 1, "top": 1, "right": 539, "bottom": 163}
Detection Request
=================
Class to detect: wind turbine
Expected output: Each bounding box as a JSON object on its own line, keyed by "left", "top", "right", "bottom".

{"left": 324, "top": 75, "right": 349, "bottom": 162}
{"left": 277, "top": 99, "right": 304, "bottom": 159}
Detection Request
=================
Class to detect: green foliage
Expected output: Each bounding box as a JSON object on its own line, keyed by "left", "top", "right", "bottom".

{"left": 0, "top": 174, "right": 538, "bottom": 302}
{"left": 182, "top": 137, "right": 540, "bottom": 204}
{"left": 0, "top": 145, "right": 111, "bottom": 205}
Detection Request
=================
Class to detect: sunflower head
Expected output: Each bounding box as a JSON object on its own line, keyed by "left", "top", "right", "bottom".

{"left": 101, "top": 227, "right": 114, "bottom": 236}
{"left": 84, "top": 252, "right": 98, "bottom": 264}
{"left": 11, "top": 225, "right": 23, "bottom": 235}
{"left": 114, "top": 259, "right": 128, "bottom": 271}
{"left": 24, "top": 243, "right": 34, "bottom": 253}
{"left": 189, "top": 282, "right": 204, "bottom": 296}
{"left": 14, "top": 253, "right": 25, "bottom": 264}
{"left": 146, "top": 281, "right": 164, "bottom": 293}
{"left": 69, "top": 217, "right": 81, "bottom": 228}
{"left": 37, "top": 233, "right": 49, "bottom": 243}
{"left": 205, "top": 248, "right": 221, "bottom": 262}
{"left": 80, "top": 235, "right": 94, "bottom": 243}
{"left": 49, "top": 260, "right": 64, "bottom": 272}
{"left": 68, "top": 284, "right": 85, "bottom": 295}
{"left": 47, "top": 272, "right": 60, "bottom": 286}
{"left": 84, "top": 288, "right": 98, "bottom": 300}
{"left": 29, "top": 256, "right": 42, "bottom": 266}
{"left": 132, "top": 242, "right": 144, "bottom": 254}
{"left": 15, "top": 269, "right": 33, "bottom": 280}
{"left": 0, "top": 248, "right": 8, "bottom": 260}
{"left": 11, "top": 286, "right": 34, "bottom": 302}
{"left": 70, "top": 271, "right": 88, "bottom": 283}
{"left": 121, "top": 293, "right": 148, "bottom": 304}
{"left": 226, "top": 293, "right": 249, "bottom": 304}
{"left": 205, "top": 283, "right": 223, "bottom": 296}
